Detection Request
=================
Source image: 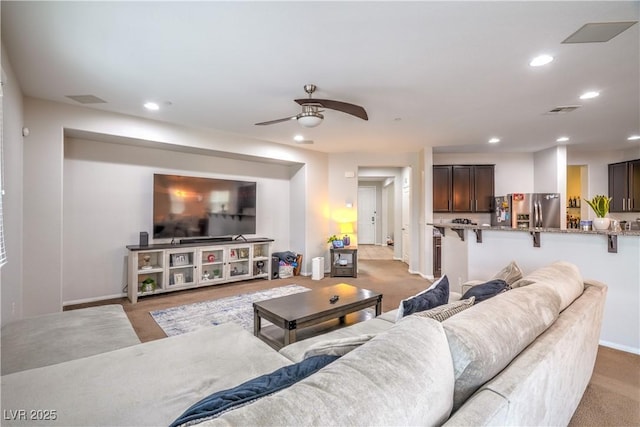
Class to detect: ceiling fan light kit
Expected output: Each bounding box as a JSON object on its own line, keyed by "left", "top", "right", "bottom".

{"left": 255, "top": 84, "right": 368, "bottom": 128}
{"left": 297, "top": 108, "right": 324, "bottom": 128}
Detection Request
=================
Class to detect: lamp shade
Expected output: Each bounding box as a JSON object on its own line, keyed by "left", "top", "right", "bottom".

{"left": 339, "top": 222, "right": 354, "bottom": 234}
{"left": 297, "top": 114, "right": 323, "bottom": 128}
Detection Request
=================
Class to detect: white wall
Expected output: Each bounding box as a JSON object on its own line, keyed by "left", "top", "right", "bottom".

{"left": 22, "top": 98, "right": 330, "bottom": 315}
{"left": 1, "top": 47, "right": 25, "bottom": 325}
{"left": 460, "top": 229, "right": 640, "bottom": 354}
{"left": 534, "top": 146, "right": 566, "bottom": 193}
{"left": 62, "top": 137, "right": 293, "bottom": 304}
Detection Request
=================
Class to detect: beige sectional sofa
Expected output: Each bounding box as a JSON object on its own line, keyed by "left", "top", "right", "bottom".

{"left": 0, "top": 261, "right": 607, "bottom": 426}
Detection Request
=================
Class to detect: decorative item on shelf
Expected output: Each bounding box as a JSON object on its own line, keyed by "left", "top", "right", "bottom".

{"left": 256, "top": 260, "right": 265, "bottom": 274}
{"left": 213, "top": 269, "right": 221, "bottom": 279}
{"left": 141, "top": 255, "right": 152, "bottom": 270}
{"left": 140, "top": 277, "right": 157, "bottom": 293}
{"left": 171, "top": 254, "right": 189, "bottom": 266}
{"left": 584, "top": 195, "right": 612, "bottom": 230}
{"left": 174, "top": 273, "right": 185, "bottom": 285}
{"left": 207, "top": 254, "right": 216, "bottom": 262}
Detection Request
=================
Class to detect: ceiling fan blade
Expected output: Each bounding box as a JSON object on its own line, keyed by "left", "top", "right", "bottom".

{"left": 255, "top": 116, "right": 297, "bottom": 126}
{"left": 295, "top": 98, "right": 368, "bottom": 121}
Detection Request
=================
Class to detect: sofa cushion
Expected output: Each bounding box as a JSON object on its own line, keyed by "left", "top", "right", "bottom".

{"left": 211, "top": 316, "right": 456, "bottom": 426}
{"left": 279, "top": 318, "right": 394, "bottom": 363}
{"left": 170, "top": 354, "right": 339, "bottom": 427}
{"left": 302, "top": 334, "right": 375, "bottom": 359}
{"left": 1, "top": 324, "right": 291, "bottom": 427}
{"left": 473, "top": 281, "right": 607, "bottom": 426}
{"left": 510, "top": 261, "right": 584, "bottom": 310}
{"left": 396, "top": 275, "right": 449, "bottom": 321}
{"left": 411, "top": 297, "right": 475, "bottom": 322}
{"left": 461, "top": 279, "right": 509, "bottom": 303}
{"left": 1, "top": 304, "right": 141, "bottom": 375}
{"left": 443, "top": 283, "right": 561, "bottom": 411}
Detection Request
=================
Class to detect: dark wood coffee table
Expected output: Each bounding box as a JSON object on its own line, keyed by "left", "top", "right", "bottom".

{"left": 253, "top": 283, "right": 382, "bottom": 350}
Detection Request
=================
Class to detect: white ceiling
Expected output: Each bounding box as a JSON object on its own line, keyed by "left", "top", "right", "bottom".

{"left": 2, "top": 1, "right": 639, "bottom": 154}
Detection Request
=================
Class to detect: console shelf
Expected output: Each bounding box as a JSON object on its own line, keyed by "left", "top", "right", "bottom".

{"left": 126, "top": 239, "right": 273, "bottom": 303}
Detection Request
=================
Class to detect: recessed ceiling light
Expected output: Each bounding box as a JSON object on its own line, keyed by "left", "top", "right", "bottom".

{"left": 488, "top": 138, "right": 500, "bottom": 144}
{"left": 579, "top": 91, "right": 600, "bottom": 100}
{"left": 529, "top": 55, "right": 554, "bottom": 67}
{"left": 556, "top": 136, "right": 570, "bottom": 142}
{"left": 293, "top": 135, "right": 304, "bottom": 142}
{"left": 144, "top": 102, "right": 160, "bottom": 111}
{"left": 628, "top": 135, "right": 640, "bottom": 141}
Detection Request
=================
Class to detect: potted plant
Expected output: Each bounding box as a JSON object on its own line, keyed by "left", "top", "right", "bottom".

{"left": 327, "top": 235, "right": 339, "bottom": 244}
{"left": 141, "top": 277, "right": 157, "bottom": 293}
{"left": 584, "top": 195, "right": 612, "bottom": 230}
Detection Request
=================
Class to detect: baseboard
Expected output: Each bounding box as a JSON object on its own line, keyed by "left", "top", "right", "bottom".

{"left": 599, "top": 340, "right": 640, "bottom": 355}
{"left": 63, "top": 293, "right": 126, "bottom": 307}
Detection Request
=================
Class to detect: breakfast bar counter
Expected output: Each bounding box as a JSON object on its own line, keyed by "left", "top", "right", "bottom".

{"left": 428, "top": 222, "right": 640, "bottom": 354}
{"left": 429, "top": 222, "right": 640, "bottom": 253}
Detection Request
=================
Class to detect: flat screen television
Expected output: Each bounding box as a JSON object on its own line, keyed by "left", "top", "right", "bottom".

{"left": 153, "top": 174, "right": 256, "bottom": 239}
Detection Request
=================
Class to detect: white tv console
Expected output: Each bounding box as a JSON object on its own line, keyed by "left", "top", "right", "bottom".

{"left": 126, "top": 238, "right": 273, "bottom": 303}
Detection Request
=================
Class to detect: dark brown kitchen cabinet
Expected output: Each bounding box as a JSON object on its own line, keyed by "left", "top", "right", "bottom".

{"left": 433, "top": 166, "right": 452, "bottom": 212}
{"left": 609, "top": 159, "right": 640, "bottom": 212}
{"left": 433, "top": 165, "right": 494, "bottom": 213}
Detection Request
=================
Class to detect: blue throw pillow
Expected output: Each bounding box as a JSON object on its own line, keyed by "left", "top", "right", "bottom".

{"left": 399, "top": 275, "right": 450, "bottom": 319}
{"left": 461, "top": 279, "right": 509, "bottom": 303}
{"left": 170, "top": 354, "right": 339, "bottom": 427}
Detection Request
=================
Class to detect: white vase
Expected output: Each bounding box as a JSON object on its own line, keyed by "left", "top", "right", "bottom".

{"left": 593, "top": 217, "right": 611, "bottom": 231}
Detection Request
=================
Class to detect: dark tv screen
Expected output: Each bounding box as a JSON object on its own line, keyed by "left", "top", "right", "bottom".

{"left": 153, "top": 174, "right": 256, "bottom": 239}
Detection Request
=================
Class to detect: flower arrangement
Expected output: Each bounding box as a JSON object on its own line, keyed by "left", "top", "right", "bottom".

{"left": 584, "top": 195, "right": 611, "bottom": 218}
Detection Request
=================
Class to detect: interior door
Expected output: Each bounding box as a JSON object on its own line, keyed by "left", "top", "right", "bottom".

{"left": 402, "top": 184, "right": 410, "bottom": 264}
{"left": 357, "top": 186, "right": 376, "bottom": 244}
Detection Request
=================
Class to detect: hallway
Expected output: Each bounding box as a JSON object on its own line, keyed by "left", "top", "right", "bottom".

{"left": 357, "top": 244, "right": 394, "bottom": 260}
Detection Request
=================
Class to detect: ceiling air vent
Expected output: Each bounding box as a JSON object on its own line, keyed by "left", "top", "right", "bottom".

{"left": 562, "top": 22, "right": 638, "bottom": 44}
{"left": 545, "top": 105, "right": 581, "bottom": 115}
{"left": 65, "top": 94, "right": 107, "bottom": 104}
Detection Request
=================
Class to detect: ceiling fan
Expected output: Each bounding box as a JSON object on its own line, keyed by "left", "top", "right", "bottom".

{"left": 255, "top": 84, "right": 368, "bottom": 128}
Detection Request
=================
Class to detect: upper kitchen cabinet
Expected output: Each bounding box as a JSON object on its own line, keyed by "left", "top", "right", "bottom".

{"left": 433, "top": 166, "right": 452, "bottom": 212}
{"left": 433, "top": 165, "right": 495, "bottom": 213}
{"left": 609, "top": 159, "right": 640, "bottom": 212}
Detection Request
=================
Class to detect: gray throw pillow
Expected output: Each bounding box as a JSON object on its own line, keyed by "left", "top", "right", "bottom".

{"left": 411, "top": 297, "right": 475, "bottom": 322}
{"left": 490, "top": 261, "right": 523, "bottom": 285}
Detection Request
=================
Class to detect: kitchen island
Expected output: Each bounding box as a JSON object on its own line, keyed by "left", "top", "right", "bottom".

{"left": 428, "top": 222, "right": 640, "bottom": 354}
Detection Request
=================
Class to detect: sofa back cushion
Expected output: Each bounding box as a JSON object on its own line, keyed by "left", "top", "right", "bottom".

{"left": 210, "top": 316, "right": 455, "bottom": 426}
{"left": 511, "top": 261, "right": 584, "bottom": 310}
{"left": 443, "top": 283, "right": 561, "bottom": 411}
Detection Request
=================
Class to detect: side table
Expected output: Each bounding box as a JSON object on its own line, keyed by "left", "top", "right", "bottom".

{"left": 330, "top": 247, "right": 358, "bottom": 278}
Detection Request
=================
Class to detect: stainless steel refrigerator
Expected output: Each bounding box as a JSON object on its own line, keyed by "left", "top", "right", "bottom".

{"left": 510, "top": 193, "right": 561, "bottom": 229}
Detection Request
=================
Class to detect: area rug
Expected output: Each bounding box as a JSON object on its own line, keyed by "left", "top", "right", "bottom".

{"left": 150, "top": 285, "right": 311, "bottom": 336}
